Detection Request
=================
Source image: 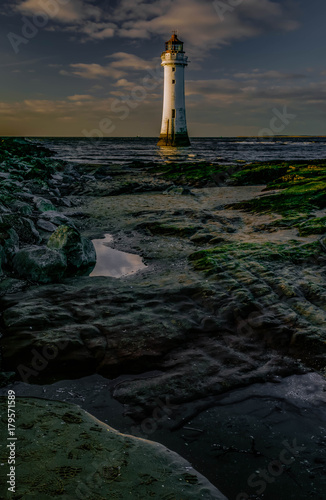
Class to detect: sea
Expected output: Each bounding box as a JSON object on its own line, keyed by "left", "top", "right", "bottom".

{"left": 32, "top": 137, "right": 326, "bottom": 166}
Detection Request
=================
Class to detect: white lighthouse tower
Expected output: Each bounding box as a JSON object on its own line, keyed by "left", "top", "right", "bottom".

{"left": 158, "top": 32, "right": 190, "bottom": 147}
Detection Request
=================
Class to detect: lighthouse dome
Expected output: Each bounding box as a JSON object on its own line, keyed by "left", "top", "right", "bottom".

{"left": 165, "top": 33, "right": 184, "bottom": 53}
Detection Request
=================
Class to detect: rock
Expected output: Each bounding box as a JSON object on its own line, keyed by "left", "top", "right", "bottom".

{"left": 0, "top": 228, "right": 19, "bottom": 265}
{"left": 34, "top": 196, "right": 56, "bottom": 212}
{"left": 51, "top": 173, "right": 63, "bottom": 182}
{"left": 0, "top": 203, "right": 10, "bottom": 214}
{"left": 0, "top": 277, "right": 27, "bottom": 297}
{"left": 0, "top": 398, "right": 227, "bottom": 500}
{"left": 61, "top": 197, "right": 72, "bottom": 207}
{"left": 190, "top": 232, "right": 214, "bottom": 244}
{"left": 41, "top": 210, "right": 74, "bottom": 227}
{"left": 13, "top": 245, "right": 67, "bottom": 283}
{"left": 0, "top": 215, "right": 41, "bottom": 245}
{"left": 47, "top": 225, "right": 96, "bottom": 275}
{"left": 16, "top": 192, "right": 34, "bottom": 201}
{"left": 209, "top": 236, "right": 227, "bottom": 245}
{"left": 12, "top": 200, "right": 33, "bottom": 215}
{"left": 164, "top": 186, "right": 195, "bottom": 195}
{"left": 0, "top": 371, "right": 15, "bottom": 387}
{"left": 22, "top": 218, "right": 41, "bottom": 244}
{"left": 320, "top": 234, "right": 326, "bottom": 252}
{"left": 37, "top": 219, "right": 57, "bottom": 232}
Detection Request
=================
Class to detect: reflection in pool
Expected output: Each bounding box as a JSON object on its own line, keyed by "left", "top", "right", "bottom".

{"left": 90, "top": 234, "right": 147, "bottom": 278}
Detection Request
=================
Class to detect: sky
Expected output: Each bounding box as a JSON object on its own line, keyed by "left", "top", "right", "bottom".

{"left": 0, "top": 0, "right": 325, "bottom": 137}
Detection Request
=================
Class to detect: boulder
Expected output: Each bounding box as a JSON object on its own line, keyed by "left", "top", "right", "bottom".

{"left": 47, "top": 225, "right": 96, "bottom": 275}
{"left": 13, "top": 245, "right": 67, "bottom": 283}
{"left": 22, "top": 218, "right": 41, "bottom": 244}
{"left": 41, "top": 210, "right": 74, "bottom": 227}
{"left": 12, "top": 200, "right": 33, "bottom": 215}
{"left": 0, "top": 214, "right": 40, "bottom": 244}
{"left": 37, "top": 219, "right": 57, "bottom": 232}
{"left": 0, "top": 228, "right": 19, "bottom": 265}
{"left": 34, "top": 196, "right": 56, "bottom": 212}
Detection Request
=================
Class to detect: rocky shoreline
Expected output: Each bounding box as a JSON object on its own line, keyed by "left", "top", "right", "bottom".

{"left": 1, "top": 138, "right": 326, "bottom": 499}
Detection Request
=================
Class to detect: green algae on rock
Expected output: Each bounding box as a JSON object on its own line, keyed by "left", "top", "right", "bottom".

{"left": 229, "top": 160, "right": 326, "bottom": 215}
{"left": 189, "top": 240, "right": 326, "bottom": 272}
{"left": 47, "top": 225, "right": 96, "bottom": 276}
{"left": 0, "top": 397, "right": 228, "bottom": 500}
{"left": 150, "top": 161, "right": 237, "bottom": 187}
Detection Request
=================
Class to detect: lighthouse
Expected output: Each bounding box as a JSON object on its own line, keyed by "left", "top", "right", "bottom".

{"left": 158, "top": 32, "right": 190, "bottom": 147}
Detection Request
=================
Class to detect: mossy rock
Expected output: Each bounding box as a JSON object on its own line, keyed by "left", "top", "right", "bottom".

{"left": 150, "top": 161, "right": 236, "bottom": 187}
{"left": 34, "top": 197, "right": 56, "bottom": 213}
{"left": 229, "top": 161, "right": 326, "bottom": 215}
{"left": 13, "top": 245, "right": 67, "bottom": 283}
{"left": 47, "top": 225, "right": 96, "bottom": 275}
{"left": 189, "top": 240, "right": 326, "bottom": 274}
{"left": 298, "top": 217, "right": 326, "bottom": 236}
{"left": 0, "top": 214, "right": 40, "bottom": 245}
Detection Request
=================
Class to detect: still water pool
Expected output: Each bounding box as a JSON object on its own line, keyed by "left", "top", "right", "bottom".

{"left": 90, "top": 234, "right": 147, "bottom": 278}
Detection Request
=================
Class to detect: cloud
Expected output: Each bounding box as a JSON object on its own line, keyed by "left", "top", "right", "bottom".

{"left": 234, "top": 70, "right": 308, "bottom": 80}
{"left": 107, "top": 52, "right": 157, "bottom": 71}
{"left": 60, "top": 53, "right": 159, "bottom": 80}
{"left": 68, "top": 94, "right": 94, "bottom": 101}
{"left": 113, "top": 0, "right": 299, "bottom": 54}
{"left": 0, "top": 57, "right": 50, "bottom": 68}
{"left": 114, "top": 79, "right": 137, "bottom": 89}
{"left": 62, "top": 21, "right": 117, "bottom": 39}
{"left": 61, "top": 63, "right": 125, "bottom": 80}
{"left": 14, "top": 0, "right": 102, "bottom": 23}
{"left": 184, "top": 78, "right": 326, "bottom": 107}
{"left": 9, "top": 0, "right": 299, "bottom": 52}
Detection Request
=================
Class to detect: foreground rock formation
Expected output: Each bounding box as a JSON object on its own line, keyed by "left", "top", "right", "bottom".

{"left": 0, "top": 397, "right": 227, "bottom": 499}
{"left": 1, "top": 138, "right": 326, "bottom": 498}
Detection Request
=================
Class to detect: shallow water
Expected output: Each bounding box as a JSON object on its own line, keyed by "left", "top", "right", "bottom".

{"left": 90, "top": 234, "right": 147, "bottom": 278}
{"left": 34, "top": 136, "right": 326, "bottom": 165}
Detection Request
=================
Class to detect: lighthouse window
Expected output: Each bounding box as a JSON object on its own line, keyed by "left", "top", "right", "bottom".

{"left": 172, "top": 67, "right": 176, "bottom": 72}
{"left": 172, "top": 79, "right": 176, "bottom": 84}
{"left": 172, "top": 109, "right": 176, "bottom": 118}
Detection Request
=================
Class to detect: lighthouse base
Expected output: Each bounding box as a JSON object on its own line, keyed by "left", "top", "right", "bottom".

{"left": 157, "top": 133, "right": 190, "bottom": 148}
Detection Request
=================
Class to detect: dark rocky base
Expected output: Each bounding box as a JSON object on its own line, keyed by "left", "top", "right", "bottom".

{"left": 157, "top": 132, "right": 191, "bottom": 147}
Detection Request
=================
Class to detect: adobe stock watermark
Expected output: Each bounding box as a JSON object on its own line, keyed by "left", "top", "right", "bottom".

{"left": 8, "top": 0, "right": 71, "bottom": 54}
{"left": 213, "top": 0, "right": 244, "bottom": 21}
{"left": 80, "top": 63, "right": 163, "bottom": 146}
{"left": 129, "top": 395, "right": 180, "bottom": 440}
{"left": 236, "top": 438, "right": 306, "bottom": 499}
{"left": 257, "top": 106, "right": 297, "bottom": 142}
{"left": 17, "top": 341, "right": 69, "bottom": 383}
